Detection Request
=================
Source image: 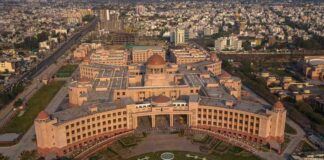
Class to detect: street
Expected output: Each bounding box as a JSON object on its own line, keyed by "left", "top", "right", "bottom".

{"left": 0, "top": 85, "right": 68, "bottom": 159}
{"left": 0, "top": 18, "right": 97, "bottom": 130}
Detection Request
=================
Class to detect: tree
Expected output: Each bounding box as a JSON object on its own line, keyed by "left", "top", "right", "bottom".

{"left": 19, "top": 150, "right": 38, "bottom": 160}
{"left": 82, "top": 15, "right": 94, "bottom": 22}
{"left": 14, "top": 98, "right": 23, "bottom": 107}
{"left": 37, "top": 32, "right": 49, "bottom": 42}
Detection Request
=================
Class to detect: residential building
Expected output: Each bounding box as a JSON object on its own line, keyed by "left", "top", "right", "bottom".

{"left": 215, "top": 35, "right": 243, "bottom": 51}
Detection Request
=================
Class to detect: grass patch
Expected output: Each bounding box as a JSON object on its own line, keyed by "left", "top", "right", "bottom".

{"left": 214, "top": 142, "right": 230, "bottom": 152}
{"left": 127, "top": 151, "right": 260, "bottom": 160}
{"left": 193, "top": 134, "right": 209, "bottom": 143}
{"left": 1, "top": 81, "right": 65, "bottom": 134}
{"left": 301, "top": 141, "right": 316, "bottom": 152}
{"left": 89, "top": 147, "right": 120, "bottom": 160}
{"left": 119, "top": 136, "right": 138, "bottom": 148}
{"left": 56, "top": 64, "right": 78, "bottom": 77}
{"left": 285, "top": 123, "right": 297, "bottom": 135}
{"left": 267, "top": 67, "right": 291, "bottom": 77}
{"left": 319, "top": 85, "right": 324, "bottom": 91}
{"left": 229, "top": 146, "right": 243, "bottom": 153}
{"left": 282, "top": 135, "right": 291, "bottom": 150}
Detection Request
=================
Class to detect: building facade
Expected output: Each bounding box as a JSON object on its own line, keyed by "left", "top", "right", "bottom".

{"left": 303, "top": 56, "right": 324, "bottom": 81}
{"left": 98, "top": 9, "right": 122, "bottom": 32}
{"left": 171, "top": 28, "right": 186, "bottom": 46}
{"left": 170, "top": 47, "right": 208, "bottom": 65}
{"left": 0, "top": 60, "right": 15, "bottom": 73}
{"left": 90, "top": 49, "right": 128, "bottom": 66}
{"left": 35, "top": 53, "right": 286, "bottom": 157}
{"left": 131, "top": 46, "right": 165, "bottom": 64}
{"left": 215, "top": 35, "right": 243, "bottom": 51}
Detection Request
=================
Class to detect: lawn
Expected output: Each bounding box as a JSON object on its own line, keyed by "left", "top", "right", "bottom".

{"left": 285, "top": 123, "right": 297, "bottom": 135}
{"left": 267, "top": 67, "right": 291, "bottom": 77}
{"left": 0, "top": 81, "right": 65, "bottom": 134}
{"left": 319, "top": 85, "right": 324, "bottom": 91}
{"left": 119, "top": 136, "right": 138, "bottom": 147}
{"left": 301, "top": 141, "right": 316, "bottom": 152}
{"left": 193, "top": 134, "right": 209, "bottom": 143}
{"left": 56, "top": 64, "right": 78, "bottom": 77}
{"left": 127, "top": 151, "right": 260, "bottom": 160}
{"left": 214, "top": 141, "right": 230, "bottom": 152}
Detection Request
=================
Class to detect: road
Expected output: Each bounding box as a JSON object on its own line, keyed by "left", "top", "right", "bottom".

{"left": 0, "top": 85, "right": 69, "bottom": 160}
{"left": 0, "top": 18, "right": 97, "bottom": 129}
{"left": 282, "top": 118, "right": 306, "bottom": 159}
{"left": 0, "top": 63, "right": 58, "bottom": 128}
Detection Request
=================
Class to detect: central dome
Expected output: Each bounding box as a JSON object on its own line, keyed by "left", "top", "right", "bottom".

{"left": 151, "top": 95, "right": 171, "bottom": 107}
{"left": 147, "top": 54, "right": 165, "bottom": 66}
{"left": 152, "top": 95, "right": 170, "bottom": 103}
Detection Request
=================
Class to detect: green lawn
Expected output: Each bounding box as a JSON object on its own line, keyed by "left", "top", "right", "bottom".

{"left": 214, "top": 141, "right": 230, "bottom": 152}
{"left": 1, "top": 81, "right": 65, "bottom": 134}
{"left": 56, "top": 64, "right": 78, "bottom": 77}
{"left": 301, "top": 141, "right": 316, "bottom": 152}
{"left": 267, "top": 67, "right": 291, "bottom": 77}
{"left": 319, "top": 85, "right": 324, "bottom": 91}
{"left": 127, "top": 151, "right": 260, "bottom": 160}
{"left": 285, "top": 123, "right": 297, "bottom": 135}
{"left": 119, "top": 136, "right": 138, "bottom": 147}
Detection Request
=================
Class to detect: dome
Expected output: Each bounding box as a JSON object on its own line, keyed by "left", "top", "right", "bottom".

{"left": 273, "top": 101, "right": 285, "bottom": 110}
{"left": 147, "top": 54, "right": 165, "bottom": 66}
{"left": 151, "top": 95, "right": 171, "bottom": 107}
{"left": 152, "top": 95, "right": 170, "bottom": 103}
{"left": 210, "top": 53, "right": 218, "bottom": 61}
{"left": 37, "top": 111, "right": 49, "bottom": 120}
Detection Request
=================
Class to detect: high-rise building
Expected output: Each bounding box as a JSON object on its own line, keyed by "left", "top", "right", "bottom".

{"left": 98, "top": 9, "right": 122, "bottom": 32}
{"left": 215, "top": 35, "right": 243, "bottom": 51}
{"left": 171, "top": 28, "right": 186, "bottom": 46}
{"left": 136, "top": 5, "right": 146, "bottom": 15}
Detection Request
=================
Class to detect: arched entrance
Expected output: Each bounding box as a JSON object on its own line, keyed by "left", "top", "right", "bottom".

{"left": 137, "top": 116, "right": 152, "bottom": 130}
{"left": 174, "top": 114, "right": 188, "bottom": 128}
{"left": 156, "top": 115, "right": 170, "bottom": 129}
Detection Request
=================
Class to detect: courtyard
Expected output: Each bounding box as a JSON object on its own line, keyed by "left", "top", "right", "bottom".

{"left": 88, "top": 132, "right": 260, "bottom": 160}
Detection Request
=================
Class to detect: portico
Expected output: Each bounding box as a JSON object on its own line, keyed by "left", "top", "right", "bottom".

{"left": 136, "top": 113, "right": 191, "bottom": 129}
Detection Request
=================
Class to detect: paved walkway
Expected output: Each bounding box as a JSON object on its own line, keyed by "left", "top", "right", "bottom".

{"left": 124, "top": 134, "right": 201, "bottom": 159}
{"left": 282, "top": 118, "right": 305, "bottom": 159}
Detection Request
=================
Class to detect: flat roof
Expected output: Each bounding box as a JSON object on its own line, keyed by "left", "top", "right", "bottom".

{"left": 52, "top": 97, "right": 134, "bottom": 124}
